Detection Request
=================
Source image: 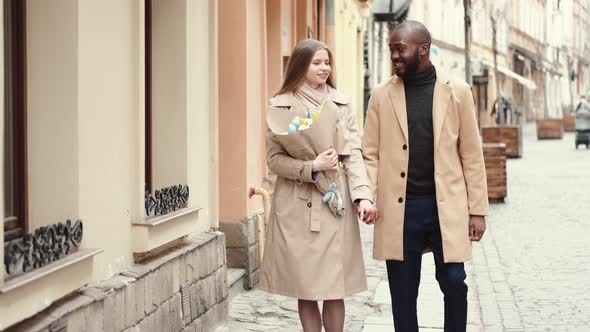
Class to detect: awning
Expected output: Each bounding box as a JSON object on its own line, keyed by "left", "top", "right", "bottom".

{"left": 372, "top": 0, "right": 411, "bottom": 22}
{"left": 482, "top": 59, "right": 537, "bottom": 90}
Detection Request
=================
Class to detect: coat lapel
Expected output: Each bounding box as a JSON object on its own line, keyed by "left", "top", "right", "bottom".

{"left": 433, "top": 71, "right": 453, "bottom": 150}
{"left": 387, "top": 76, "right": 408, "bottom": 142}
{"left": 328, "top": 88, "right": 351, "bottom": 105}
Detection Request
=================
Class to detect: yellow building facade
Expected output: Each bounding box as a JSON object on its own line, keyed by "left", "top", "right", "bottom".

{"left": 332, "top": 0, "right": 371, "bottom": 126}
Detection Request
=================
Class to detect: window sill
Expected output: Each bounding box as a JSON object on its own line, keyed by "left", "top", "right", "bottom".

{"left": 131, "top": 207, "right": 203, "bottom": 255}
{"left": 134, "top": 207, "right": 201, "bottom": 227}
{"left": 0, "top": 248, "right": 101, "bottom": 329}
{"left": 1, "top": 248, "right": 103, "bottom": 293}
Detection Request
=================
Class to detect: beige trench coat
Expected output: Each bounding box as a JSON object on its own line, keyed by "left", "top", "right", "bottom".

{"left": 259, "top": 89, "right": 373, "bottom": 300}
{"left": 362, "top": 70, "right": 489, "bottom": 263}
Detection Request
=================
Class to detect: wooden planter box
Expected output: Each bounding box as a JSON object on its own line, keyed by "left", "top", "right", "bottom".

{"left": 483, "top": 143, "right": 507, "bottom": 203}
{"left": 481, "top": 126, "right": 522, "bottom": 158}
{"left": 563, "top": 112, "right": 576, "bottom": 132}
{"left": 536, "top": 119, "right": 563, "bottom": 139}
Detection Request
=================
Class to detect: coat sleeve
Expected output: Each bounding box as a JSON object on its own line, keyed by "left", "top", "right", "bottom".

{"left": 456, "top": 83, "right": 489, "bottom": 216}
{"left": 266, "top": 128, "right": 316, "bottom": 184}
{"left": 341, "top": 104, "right": 373, "bottom": 203}
{"left": 362, "top": 89, "right": 380, "bottom": 200}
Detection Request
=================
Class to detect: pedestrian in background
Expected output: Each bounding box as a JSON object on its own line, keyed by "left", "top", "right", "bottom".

{"left": 362, "top": 21, "right": 489, "bottom": 332}
{"left": 259, "top": 38, "right": 379, "bottom": 332}
{"left": 491, "top": 93, "right": 512, "bottom": 125}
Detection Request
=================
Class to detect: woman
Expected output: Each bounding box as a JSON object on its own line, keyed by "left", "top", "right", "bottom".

{"left": 259, "top": 39, "right": 378, "bottom": 332}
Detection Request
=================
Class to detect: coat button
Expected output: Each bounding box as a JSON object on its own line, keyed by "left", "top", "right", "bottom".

{"left": 307, "top": 202, "right": 312, "bottom": 208}
{"left": 400, "top": 172, "right": 406, "bottom": 178}
{"left": 402, "top": 144, "right": 408, "bottom": 150}
{"left": 398, "top": 197, "right": 404, "bottom": 203}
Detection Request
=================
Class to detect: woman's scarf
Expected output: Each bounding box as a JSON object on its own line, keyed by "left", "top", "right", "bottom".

{"left": 294, "top": 82, "right": 329, "bottom": 110}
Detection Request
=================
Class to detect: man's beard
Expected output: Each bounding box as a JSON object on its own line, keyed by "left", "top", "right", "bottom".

{"left": 396, "top": 50, "right": 420, "bottom": 78}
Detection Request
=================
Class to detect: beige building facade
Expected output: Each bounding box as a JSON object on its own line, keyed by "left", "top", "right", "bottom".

{"left": 407, "top": 0, "right": 467, "bottom": 81}
{"left": 2, "top": 1, "right": 225, "bottom": 331}
{"left": 470, "top": 0, "right": 530, "bottom": 126}
{"left": 571, "top": 0, "right": 590, "bottom": 98}
{"left": 404, "top": 0, "right": 540, "bottom": 126}
{"left": 371, "top": 0, "right": 590, "bottom": 125}
{"left": 543, "top": 0, "right": 574, "bottom": 118}
{"left": 508, "top": 0, "right": 549, "bottom": 121}
{"left": 0, "top": 0, "right": 375, "bottom": 328}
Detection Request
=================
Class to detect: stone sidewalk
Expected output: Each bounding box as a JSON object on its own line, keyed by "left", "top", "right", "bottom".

{"left": 468, "top": 125, "right": 590, "bottom": 331}
{"left": 220, "top": 197, "right": 485, "bottom": 331}
{"left": 219, "top": 124, "right": 590, "bottom": 331}
{"left": 219, "top": 217, "right": 485, "bottom": 332}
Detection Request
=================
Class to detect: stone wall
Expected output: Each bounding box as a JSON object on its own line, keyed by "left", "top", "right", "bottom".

{"left": 219, "top": 214, "right": 261, "bottom": 290}
{"left": 7, "top": 231, "right": 228, "bottom": 332}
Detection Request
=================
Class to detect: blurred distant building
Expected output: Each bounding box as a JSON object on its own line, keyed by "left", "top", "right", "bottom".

{"left": 365, "top": 0, "right": 590, "bottom": 124}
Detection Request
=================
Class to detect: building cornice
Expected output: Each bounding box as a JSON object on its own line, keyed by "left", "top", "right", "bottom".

{"left": 432, "top": 37, "right": 464, "bottom": 54}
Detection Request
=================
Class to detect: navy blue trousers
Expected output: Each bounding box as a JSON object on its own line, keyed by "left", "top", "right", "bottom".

{"left": 386, "top": 196, "right": 468, "bottom": 332}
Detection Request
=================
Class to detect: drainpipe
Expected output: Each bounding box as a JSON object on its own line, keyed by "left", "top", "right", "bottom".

{"left": 464, "top": 0, "right": 473, "bottom": 86}
{"left": 542, "top": 3, "right": 550, "bottom": 119}
{"left": 492, "top": 15, "right": 503, "bottom": 125}
{"left": 248, "top": 187, "right": 271, "bottom": 263}
{"left": 567, "top": 52, "right": 575, "bottom": 114}
{"left": 325, "top": 0, "right": 336, "bottom": 53}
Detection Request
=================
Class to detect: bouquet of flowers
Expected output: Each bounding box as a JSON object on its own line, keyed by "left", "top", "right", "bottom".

{"left": 267, "top": 100, "right": 346, "bottom": 217}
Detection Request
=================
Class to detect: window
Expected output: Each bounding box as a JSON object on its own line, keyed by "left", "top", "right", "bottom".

{"left": 315, "top": 0, "right": 321, "bottom": 41}
{"left": 145, "top": 0, "right": 152, "bottom": 194}
{"left": 3, "top": 0, "right": 26, "bottom": 243}
{"left": 143, "top": 0, "right": 189, "bottom": 219}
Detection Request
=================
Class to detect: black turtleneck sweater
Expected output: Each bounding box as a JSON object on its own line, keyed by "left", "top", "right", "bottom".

{"left": 403, "top": 64, "right": 437, "bottom": 197}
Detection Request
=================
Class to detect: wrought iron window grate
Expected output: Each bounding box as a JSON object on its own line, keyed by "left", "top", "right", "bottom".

{"left": 144, "top": 184, "right": 189, "bottom": 217}
{"left": 4, "top": 220, "right": 83, "bottom": 276}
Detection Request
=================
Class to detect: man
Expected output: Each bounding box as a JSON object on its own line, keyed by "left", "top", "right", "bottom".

{"left": 362, "top": 21, "right": 489, "bottom": 332}
{"left": 491, "top": 93, "right": 511, "bottom": 125}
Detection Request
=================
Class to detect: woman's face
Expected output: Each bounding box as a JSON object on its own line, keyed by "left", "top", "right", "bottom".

{"left": 305, "top": 49, "right": 331, "bottom": 87}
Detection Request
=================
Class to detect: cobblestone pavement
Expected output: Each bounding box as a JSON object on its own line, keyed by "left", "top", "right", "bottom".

{"left": 219, "top": 124, "right": 590, "bottom": 331}
{"left": 470, "top": 124, "right": 590, "bottom": 331}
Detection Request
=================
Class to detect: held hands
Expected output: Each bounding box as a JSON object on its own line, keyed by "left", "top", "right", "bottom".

{"left": 312, "top": 148, "right": 338, "bottom": 172}
{"left": 357, "top": 199, "right": 379, "bottom": 224}
{"left": 469, "top": 215, "right": 486, "bottom": 241}
{"left": 313, "top": 148, "right": 379, "bottom": 223}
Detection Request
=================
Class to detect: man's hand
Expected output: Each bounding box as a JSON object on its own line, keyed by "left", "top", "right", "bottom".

{"left": 357, "top": 199, "right": 379, "bottom": 224}
{"left": 469, "top": 215, "right": 486, "bottom": 241}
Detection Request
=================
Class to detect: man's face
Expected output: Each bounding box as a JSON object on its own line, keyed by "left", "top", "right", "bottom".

{"left": 389, "top": 28, "right": 424, "bottom": 78}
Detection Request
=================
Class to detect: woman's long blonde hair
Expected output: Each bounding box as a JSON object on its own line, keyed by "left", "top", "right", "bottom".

{"left": 275, "top": 39, "right": 336, "bottom": 96}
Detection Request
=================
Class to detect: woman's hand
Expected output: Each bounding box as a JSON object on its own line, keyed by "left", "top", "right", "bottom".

{"left": 312, "top": 148, "right": 338, "bottom": 172}
{"left": 357, "top": 199, "right": 379, "bottom": 224}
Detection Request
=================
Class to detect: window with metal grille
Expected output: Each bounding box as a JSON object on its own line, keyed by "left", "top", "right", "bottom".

{"left": 3, "top": 0, "right": 27, "bottom": 243}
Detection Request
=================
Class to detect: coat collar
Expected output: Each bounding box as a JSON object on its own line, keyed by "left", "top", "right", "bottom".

{"left": 270, "top": 87, "right": 351, "bottom": 107}
{"left": 387, "top": 68, "right": 453, "bottom": 150}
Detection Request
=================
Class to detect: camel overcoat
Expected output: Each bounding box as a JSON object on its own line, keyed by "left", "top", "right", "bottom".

{"left": 362, "top": 70, "right": 489, "bottom": 263}
{"left": 258, "top": 89, "right": 373, "bottom": 300}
